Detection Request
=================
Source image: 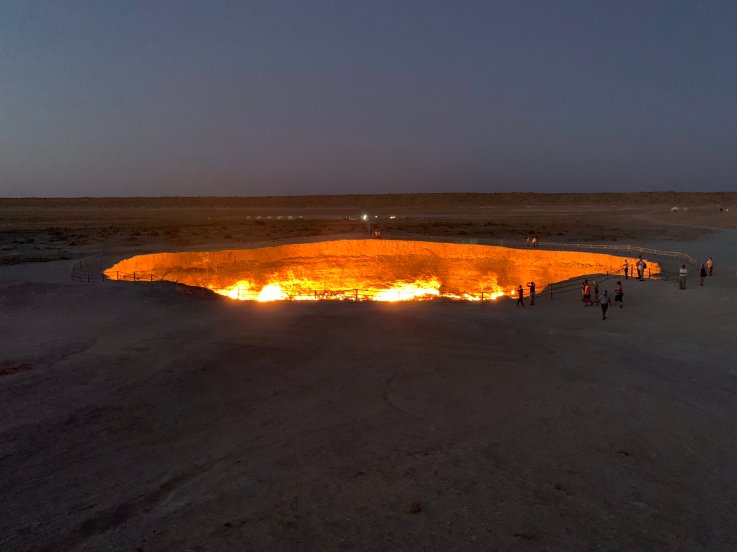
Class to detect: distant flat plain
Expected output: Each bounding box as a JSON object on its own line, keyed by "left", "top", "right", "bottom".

{"left": 1, "top": 192, "right": 735, "bottom": 264}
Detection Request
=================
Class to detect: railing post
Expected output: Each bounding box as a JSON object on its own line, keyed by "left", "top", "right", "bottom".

{"left": 133, "top": 272, "right": 136, "bottom": 282}
{"left": 116, "top": 271, "right": 119, "bottom": 281}
{"left": 481, "top": 291, "right": 484, "bottom": 304}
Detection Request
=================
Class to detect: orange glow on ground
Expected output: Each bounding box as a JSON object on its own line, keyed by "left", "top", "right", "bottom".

{"left": 104, "top": 240, "right": 659, "bottom": 302}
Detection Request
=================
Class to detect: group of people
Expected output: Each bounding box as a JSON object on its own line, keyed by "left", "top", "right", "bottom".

{"left": 677, "top": 257, "right": 714, "bottom": 289}
{"left": 580, "top": 278, "right": 623, "bottom": 319}
{"left": 622, "top": 257, "right": 648, "bottom": 281}
{"left": 698, "top": 257, "right": 715, "bottom": 287}
{"left": 515, "top": 281, "right": 536, "bottom": 307}
{"left": 514, "top": 255, "right": 717, "bottom": 318}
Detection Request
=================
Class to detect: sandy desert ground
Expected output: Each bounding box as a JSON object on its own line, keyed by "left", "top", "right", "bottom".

{"left": 1, "top": 193, "right": 736, "bottom": 551}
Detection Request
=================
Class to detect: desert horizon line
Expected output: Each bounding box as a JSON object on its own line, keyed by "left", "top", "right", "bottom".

{"left": 2, "top": 190, "right": 736, "bottom": 201}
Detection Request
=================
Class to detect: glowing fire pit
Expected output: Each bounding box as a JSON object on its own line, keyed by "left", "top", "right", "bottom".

{"left": 104, "top": 239, "right": 657, "bottom": 302}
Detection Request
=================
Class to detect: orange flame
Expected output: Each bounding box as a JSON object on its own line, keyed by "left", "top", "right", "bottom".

{"left": 103, "top": 240, "right": 659, "bottom": 303}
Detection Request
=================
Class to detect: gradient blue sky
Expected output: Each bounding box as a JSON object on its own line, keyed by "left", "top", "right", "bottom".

{"left": 1, "top": 0, "right": 735, "bottom": 196}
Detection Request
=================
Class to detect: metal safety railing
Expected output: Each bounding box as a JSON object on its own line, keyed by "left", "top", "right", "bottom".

{"left": 68, "top": 268, "right": 646, "bottom": 304}
{"left": 535, "top": 241, "right": 698, "bottom": 269}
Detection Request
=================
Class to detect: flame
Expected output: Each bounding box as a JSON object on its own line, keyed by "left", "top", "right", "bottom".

{"left": 256, "top": 284, "right": 288, "bottom": 302}
{"left": 103, "top": 240, "right": 659, "bottom": 303}
{"left": 217, "top": 279, "right": 253, "bottom": 300}
{"left": 211, "top": 276, "right": 448, "bottom": 302}
{"left": 373, "top": 277, "right": 441, "bottom": 302}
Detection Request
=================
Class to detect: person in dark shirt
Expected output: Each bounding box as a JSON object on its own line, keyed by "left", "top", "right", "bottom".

{"left": 614, "top": 281, "right": 624, "bottom": 308}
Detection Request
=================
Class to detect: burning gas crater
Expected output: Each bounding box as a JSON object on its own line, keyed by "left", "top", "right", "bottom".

{"left": 104, "top": 240, "right": 654, "bottom": 302}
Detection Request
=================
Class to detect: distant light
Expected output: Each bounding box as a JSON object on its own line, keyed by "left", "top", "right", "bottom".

{"left": 361, "top": 214, "right": 368, "bottom": 221}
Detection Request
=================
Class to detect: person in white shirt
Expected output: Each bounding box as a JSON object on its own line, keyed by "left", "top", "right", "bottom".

{"left": 678, "top": 264, "right": 688, "bottom": 289}
{"left": 600, "top": 290, "right": 613, "bottom": 320}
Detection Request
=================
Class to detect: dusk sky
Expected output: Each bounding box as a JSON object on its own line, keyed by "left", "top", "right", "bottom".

{"left": 1, "top": 1, "right": 735, "bottom": 197}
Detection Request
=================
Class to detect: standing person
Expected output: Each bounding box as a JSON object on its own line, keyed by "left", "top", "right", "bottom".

{"left": 614, "top": 281, "right": 624, "bottom": 308}
{"left": 700, "top": 264, "right": 707, "bottom": 286}
{"left": 678, "top": 264, "right": 688, "bottom": 289}
{"left": 516, "top": 285, "right": 524, "bottom": 307}
{"left": 527, "top": 281, "right": 536, "bottom": 305}
{"left": 593, "top": 280, "right": 600, "bottom": 304}
{"left": 600, "top": 290, "right": 612, "bottom": 320}
{"left": 581, "top": 279, "right": 588, "bottom": 303}
{"left": 635, "top": 256, "right": 642, "bottom": 280}
{"left": 623, "top": 259, "right": 629, "bottom": 280}
{"left": 583, "top": 281, "right": 592, "bottom": 306}
{"left": 706, "top": 257, "right": 714, "bottom": 276}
